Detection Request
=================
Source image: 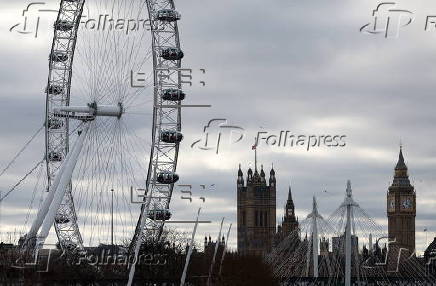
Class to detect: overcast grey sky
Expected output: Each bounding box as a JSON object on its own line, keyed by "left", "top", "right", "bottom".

{"left": 1, "top": 0, "right": 436, "bottom": 254}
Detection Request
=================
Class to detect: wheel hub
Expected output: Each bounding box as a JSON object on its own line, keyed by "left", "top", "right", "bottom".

{"left": 53, "top": 102, "right": 123, "bottom": 120}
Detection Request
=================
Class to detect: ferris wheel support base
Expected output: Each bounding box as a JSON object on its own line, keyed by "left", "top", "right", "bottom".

{"left": 36, "top": 123, "right": 90, "bottom": 248}
{"left": 26, "top": 140, "right": 75, "bottom": 243}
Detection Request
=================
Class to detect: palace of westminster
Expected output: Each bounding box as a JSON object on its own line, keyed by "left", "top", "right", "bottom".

{"left": 236, "top": 147, "right": 436, "bottom": 269}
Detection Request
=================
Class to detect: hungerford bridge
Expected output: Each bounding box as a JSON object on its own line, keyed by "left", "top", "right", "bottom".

{"left": 267, "top": 180, "right": 435, "bottom": 285}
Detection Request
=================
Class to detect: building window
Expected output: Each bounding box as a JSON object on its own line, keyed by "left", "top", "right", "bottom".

{"left": 242, "top": 211, "right": 246, "bottom": 226}
{"left": 255, "top": 211, "right": 258, "bottom": 226}
{"left": 259, "top": 211, "right": 263, "bottom": 226}
{"left": 264, "top": 211, "right": 268, "bottom": 227}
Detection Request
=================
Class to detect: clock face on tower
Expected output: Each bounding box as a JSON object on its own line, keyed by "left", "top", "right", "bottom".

{"left": 388, "top": 197, "right": 395, "bottom": 212}
{"left": 401, "top": 197, "right": 413, "bottom": 210}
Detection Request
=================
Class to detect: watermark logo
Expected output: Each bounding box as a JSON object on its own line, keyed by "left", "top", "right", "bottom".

{"left": 178, "top": 184, "right": 215, "bottom": 203}
{"left": 130, "top": 184, "right": 215, "bottom": 205}
{"left": 79, "top": 14, "right": 158, "bottom": 35}
{"left": 425, "top": 16, "right": 436, "bottom": 32}
{"left": 359, "top": 4, "right": 436, "bottom": 38}
{"left": 360, "top": 2, "right": 414, "bottom": 38}
{"left": 191, "top": 119, "right": 245, "bottom": 154}
{"left": 361, "top": 237, "right": 417, "bottom": 273}
{"left": 9, "top": 2, "right": 58, "bottom": 38}
{"left": 12, "top": 243, "right": 58, "bottom": 272}
{"left": 189, "top": 119, "right": 347, "bottom": 154}
{"left": 131, "top": 68, "right": 207, "bottom": 88}
{"left": 73, "top": 250, "right": 167, "bottom": 267}
{"left": 10, "top": 2, "right": 161, "bottom": 39}
{"left": 13, "top": 246, "right": 168, "bottom": 272}
{"left": 255, "top": 131, "right": 346, "bottom": 151}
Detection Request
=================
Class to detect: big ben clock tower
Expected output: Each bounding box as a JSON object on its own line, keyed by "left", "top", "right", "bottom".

{"left": 387, "top": 147, "right": 416, "bottom": 254}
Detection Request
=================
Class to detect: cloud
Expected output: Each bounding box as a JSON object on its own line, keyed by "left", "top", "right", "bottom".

{"left": 1, "top": 0, "right": 436, "bottom": 257}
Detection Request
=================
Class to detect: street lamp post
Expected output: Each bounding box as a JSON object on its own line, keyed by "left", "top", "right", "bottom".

{"left": 111, "top": 189, "right": 114, "bottom": 248}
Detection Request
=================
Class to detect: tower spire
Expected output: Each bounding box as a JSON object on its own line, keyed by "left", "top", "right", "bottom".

{"left": 346, "top": 180, "right": 352, "bottom": 198}
{"left": 395, "top": 146, "right": 407, "bottom": 170}
{"left": 287, "top": 184, "right": 293, "bottom": 201}
{"left": 285, "top": 184, "right": 295, "bottom": 213}
{"left": 306, "top": 196, "right": 321, "bottom": 278}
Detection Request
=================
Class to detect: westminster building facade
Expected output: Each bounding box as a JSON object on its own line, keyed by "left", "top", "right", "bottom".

{"left": 237, "top": 164, "right": 277, "bottom": 255}
{"left": 237, "top": 147, "right": 423, "bottom": 261}
{"left": 237, "top": 162, "right": 300, "bottom": 255}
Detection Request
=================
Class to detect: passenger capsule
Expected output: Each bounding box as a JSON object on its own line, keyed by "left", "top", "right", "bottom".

{"left": 48, "top": 151, "right": 63, "bottom": 162}
{"left": 54, "top": 20, "right": 74, "bottom": 31}
{"left": 160, "top": 130, "right": 183, "bottom": 143}
{"left": 46, "top": 85, "right": 64, "bottom": 95}
{"left": 162, "top": 89, "right": 185, "bottom": 101}
{"left": 147, "top": 209, "right": 172, "bottom": 220}
{"left": 157, "top": 171, "right": 179, "bottom": 184}
{"left": 160, "top": 48, "right": 184, "bottom": 61}
{"left": 48, "top": 118, "right": 64, "bottom": 129}
{"left": 55, "top": 214, "right": 70, "bottom": 224}
{"left": 51, "top": 52, "right": 68, "bottom": 62}
{"left": 156, "top": 9, "right": 181, "bottom": 22}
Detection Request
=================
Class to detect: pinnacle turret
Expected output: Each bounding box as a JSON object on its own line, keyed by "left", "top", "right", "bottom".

{"left": 395, "top": 146, "right": 407, "bottom": 171}
{"left": 392, "top": 147, "right": 412, "bottom": 186}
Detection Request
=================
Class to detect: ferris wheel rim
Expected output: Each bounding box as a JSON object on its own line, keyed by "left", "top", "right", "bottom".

{"left": 43, "top": 0, "right": 183, "bottom": 250}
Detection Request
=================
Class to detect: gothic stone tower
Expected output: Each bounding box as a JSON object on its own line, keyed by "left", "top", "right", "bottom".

{"left": 237, "top": 164, "right": 276, "bottom": 255}
{"left": 387, "top": 147, "right": 416, "bottom": 254}
{"left": 275, "top": 185, "right": 299, "bottom": 245}
{"left": 281, "top": 185, "right": 299, "bottom": 235}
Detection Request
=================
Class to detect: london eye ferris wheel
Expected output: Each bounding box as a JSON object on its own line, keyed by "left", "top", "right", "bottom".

{"left": 23, "top": 0, "right": 185, "bottom": 254}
